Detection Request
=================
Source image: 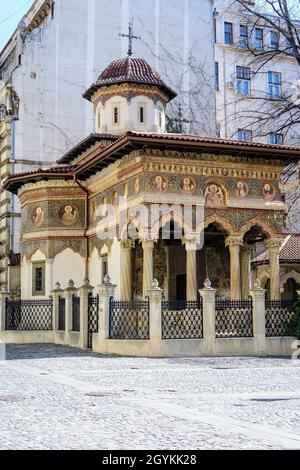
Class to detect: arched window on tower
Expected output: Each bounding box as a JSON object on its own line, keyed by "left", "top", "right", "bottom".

{"left": 113, "top": 106, "right": 119, "bottom": 125}
{"left": 139, "top": 105, "right": 145, "bottom": 124}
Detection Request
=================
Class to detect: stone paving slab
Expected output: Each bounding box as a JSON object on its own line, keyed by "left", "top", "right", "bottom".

{"left": 0, "top": 345, "right": 299, "bottom": 450}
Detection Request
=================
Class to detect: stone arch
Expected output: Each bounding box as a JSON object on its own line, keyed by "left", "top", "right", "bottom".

{"left": 150, "top": 207, "right": 194, "bottom": 240}
{"left": 203, "top": 214, "right": 235, "bottom": 236}
{"left": 257, "top": 268, "right": 270, "bottom": 288}
{"left": 240, "top": 217, "right": 277, "bottom": 239}
{"left": 119, "top": 218, "right": 143, "bottom": 241}
{"left": 28, "top": 246, "right": 47, "bottom": 261}
{"left": 280, "top": 270, "right": 300, "bottom": 289}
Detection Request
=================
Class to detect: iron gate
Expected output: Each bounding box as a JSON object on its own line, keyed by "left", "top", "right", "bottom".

{"left": 88, "top": 294, "right": 99, "bottom": 348}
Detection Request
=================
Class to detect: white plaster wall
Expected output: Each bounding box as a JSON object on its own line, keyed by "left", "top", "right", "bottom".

{"left": 97, "top": 94, "right": 165, "bottom": 134}
{"left": 52, "top": 248, "right": 85, "bottom": 290}
{"left": 21, "top": 255, "right": 31, "bottom": 300}
{"left": 108, "top": 239, "right": 122, "bottom": 299}
{"left": 89, "top": 247, "right": 102, "bottom": 294}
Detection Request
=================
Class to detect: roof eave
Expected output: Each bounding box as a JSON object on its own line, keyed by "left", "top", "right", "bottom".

{"left": 82, "top": 80, "right": 177, "bottom": 103}
{"left": 3, "top": 172, "right": 74, "bottom": 195}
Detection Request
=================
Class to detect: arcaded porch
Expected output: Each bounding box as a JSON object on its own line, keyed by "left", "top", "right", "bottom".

{"left": 119, "top": 220, "right": 284, "bottom": 302}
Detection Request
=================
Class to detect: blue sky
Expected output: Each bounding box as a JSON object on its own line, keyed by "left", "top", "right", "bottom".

{"left": 0, "top": 0, "right": 35, "bottom": 51}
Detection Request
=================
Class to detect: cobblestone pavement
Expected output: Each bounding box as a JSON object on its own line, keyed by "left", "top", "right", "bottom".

{"left": 0, "top": 345, "right": 300, "bottom": 450}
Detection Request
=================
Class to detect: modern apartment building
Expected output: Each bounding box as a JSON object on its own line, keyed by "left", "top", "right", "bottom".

{"left": 214, "top": 0, "right": 300, "bottom": 145}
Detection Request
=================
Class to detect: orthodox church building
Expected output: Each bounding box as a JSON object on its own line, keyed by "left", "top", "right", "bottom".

{"left": 3, "top": 52, "right": 300, "bottom": 303}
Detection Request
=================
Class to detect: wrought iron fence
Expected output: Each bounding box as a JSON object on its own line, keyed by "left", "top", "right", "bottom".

{"left": 58, "top": 296, "right": 65, "bottom": 331}
{"left": 72, "top": 295, "right": 80, "bottom": 332}
{"left": 109, "top": 299, "right": 150, "bottom": 340}
{"left": 88, "top": 294, "right": 99, "bottom": 348}
{"left": 215, "top": 299, "right": 253, "bottom": 338}
{"left": 265, "top": 299, "right": 295, "bottom": 337}
{"left": 162, "top": 300, "right": 203, "bottom": 340}
{"left": 5, "top": 299, "right": 53, "bottom": 331}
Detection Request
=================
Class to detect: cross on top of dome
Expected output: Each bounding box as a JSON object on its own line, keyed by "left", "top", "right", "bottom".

{"left": 119, "top": 20, "right": 141, "bottom": 58}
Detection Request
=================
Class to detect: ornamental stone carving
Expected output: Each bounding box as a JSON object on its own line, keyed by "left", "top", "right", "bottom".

{"left": 225, "top": 236, "right": 244, "bottom": 247}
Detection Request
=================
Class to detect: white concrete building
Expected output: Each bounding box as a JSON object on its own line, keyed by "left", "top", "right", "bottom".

{"left": 214, "top": 0, "right": 300, "bottom": 145}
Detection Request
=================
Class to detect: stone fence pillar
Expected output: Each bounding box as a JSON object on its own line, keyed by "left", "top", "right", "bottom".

{"left": 65, "top": 280, "right": 78, "bottom": 338}
{"left": 199, "top": 280, "right": 216, "bottom": 355}
{"left": 148, "top": 280, "right": 163, "bottom": 346}
{"left": 52, "top": 282, "right": 63, "bottom": 331}
{"left": 250, "top": 280, "right": 266, "bottom": 354}
{"left": 0, "top": 285, "right": 10, "bottom": 332}
{"left": 98, "top": 275, "right": 116, "bottom": 341}
{"left": 79, "top": 279, "right": 94, "bottom": 349}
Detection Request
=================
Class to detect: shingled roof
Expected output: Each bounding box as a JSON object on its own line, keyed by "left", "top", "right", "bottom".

{"left": 4, "top": 131, "right": 300, "bottom": 194}
{"left": 83, "top": 57, "right": 177, "bottom": 101}
{"left": 253, "top": 235, "right": 300, "bottom": 264}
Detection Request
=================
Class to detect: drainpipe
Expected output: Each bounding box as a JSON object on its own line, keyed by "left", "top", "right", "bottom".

{"left": 73, "top": 175, "right": 89, "bottom": 280}
{"left": 10, "top": 116, "right": 16, "bottom": 253}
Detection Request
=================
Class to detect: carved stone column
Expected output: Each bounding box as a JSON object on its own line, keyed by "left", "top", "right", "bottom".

{"left": 225, "top": 236, "right": 243, "bottom": 300}
{"left": 265, "top": 238, "right": 283, "bottom": 300}
{"left": 183, "top": 237, "right": 198, "bottom": 301}
{"left": 241, "top": 245, "right": 252, "bottom": 300}
{"left": 142, "top": 240, "right": 155, "bottom": 299}
{"left": 120, "top": 240, "right": 135, "bottom": 301}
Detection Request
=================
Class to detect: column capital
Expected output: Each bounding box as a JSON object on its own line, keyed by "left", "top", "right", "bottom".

{"left": 241, "top": 244, "right": 253, "bottom": 256}
{"left": 141, "top": 239, "right": 155, "bottom": 249}
{"left": 120, "top": 239, "right": 135, "bottom": 250}
{"left": 265, "top": 238, "right": 283, "bottom": 251}
{"left": 225, "top": 236, "right": 243, "bottom": 248}
{"left": 182, "top": 236, "right": 199, "bottom": 251}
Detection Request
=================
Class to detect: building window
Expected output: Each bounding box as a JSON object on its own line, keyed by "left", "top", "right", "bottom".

{"left": 269, "top": 132, "right": 283, "bottom": 144}
{"left": 32, "top": 262, "right": 45, "bottom": 296}
{"left": 158, "top": 112, "right": 162, "bottom": 128}
{"left": 113, "top": 106, "right": 119, "bottom": 124}
{"left": 255, "top": 28, "right": 263, "bottom": 50}
{"left": 240, "top": 25, "right": 248, "bottom": 49}
{"left": 270, "top": 31, "right": 279, "bottom": 50}
{"left": 268, "top": 71, "right": 282, "bottom": 98}
{"left": 215, "top": 62, "right": 219, "bottom": 91}
{"left": 236, "top": 66, "right": 251, "bottom": 95}
{"left": 97, "top": 111, "right": 101, "bottom": 130}
{"left": 237, "top": 129, "right": 252, "bottom": 141}
{"left": 224, "top": 22, "right": 233, "bottom": 45}
{"left": 51, "top": 2, "right": 55, "bottom": 18}
{"left": 139, "top": 105, "right": 145, "bottom": 124}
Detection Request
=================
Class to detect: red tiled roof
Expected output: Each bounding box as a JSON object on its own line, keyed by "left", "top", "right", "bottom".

{"left": 2, "top": 165, "right": 76, "bottom": 194}
{"left": 57, "top": 133, "right": 118, "bottom": 164}
{"left": 83, "top": 57, "right": 176, "bottom": 101}
{"left": 4, "top": 130, "right": 300, "bottom": 194}
{"left": 125, "top": 131, "right": 300, "bottom": 153}
{"left": 10, "top": 165, "right": 77, "bottom": 179}
{"left": 253, "top": 235, "right": 300, "bottom": 263}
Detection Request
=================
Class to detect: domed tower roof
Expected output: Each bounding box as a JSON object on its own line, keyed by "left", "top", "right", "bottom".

{"left": 83, "top": 57, "right": 176, "bottom": 102}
